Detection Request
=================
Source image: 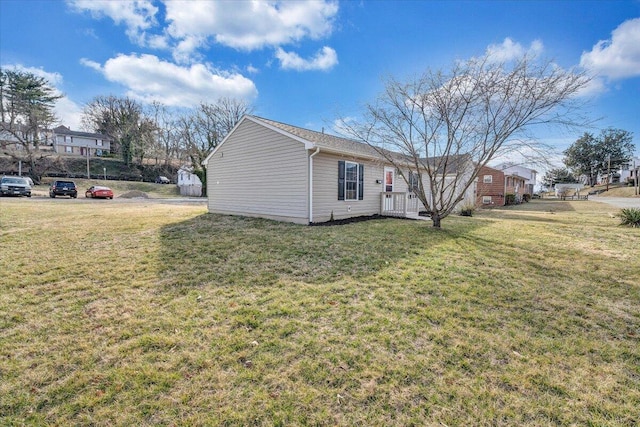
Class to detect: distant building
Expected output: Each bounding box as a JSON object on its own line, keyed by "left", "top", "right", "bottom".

{"left": 616, "top": 157, "right": 640, "bottom": 184}
{"left": 52, "top": 126, "right": 112, "bottom": 156}
{"left": 494, "top": 163, "right": 538, "bottom": 195}
{"left": 177, "top": 166, "right": 203, "bottom": 197}
{"left": 476, "top": 165, "right": 527, "bottom": 207}
{"left": 554, "top": 183, "right": 584, "bottom": 197}
{"left": 0, "top": 123, "right": 54, "bottom": 151}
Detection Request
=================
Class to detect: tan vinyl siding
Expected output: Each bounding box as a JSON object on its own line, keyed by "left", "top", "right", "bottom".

{"left": 312, "top": 152, "right": 412, "bottom": 222}
{"left": 206, "top": 120, "right": 309, "bottom": 223}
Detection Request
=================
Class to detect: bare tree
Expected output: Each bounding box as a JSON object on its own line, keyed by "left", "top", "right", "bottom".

{"left": 0, "top": 68, "right": 62, "bottom": 183}
{"left": 178, "top": 97, "right": 253, "bottom": 171}
{"left": 81, "top": 95, "right": 154, "bottom": 166}
{"left": 147, "top": 101, "right": 180, "bottom": 166}
{"left": 340, "top": 53, "right": 590, "bottom": 227}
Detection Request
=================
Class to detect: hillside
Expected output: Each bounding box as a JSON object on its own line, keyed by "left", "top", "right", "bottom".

{"left": 0, "top": 154, "right": 180, "bottom": 183}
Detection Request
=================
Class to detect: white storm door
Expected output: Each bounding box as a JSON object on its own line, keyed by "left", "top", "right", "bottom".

{"left": 383, "top": 167, "right": 395, "bottom": 211}
{"left": 384, "top": 167, "right": 394, "bottom": 192}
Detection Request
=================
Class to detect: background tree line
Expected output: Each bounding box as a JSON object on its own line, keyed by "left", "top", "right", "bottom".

{"left": 543, "top": 128, "right": 635, "bottom": 189}
{"left": 1, "top": 67, "right": 252, "bottom": 184}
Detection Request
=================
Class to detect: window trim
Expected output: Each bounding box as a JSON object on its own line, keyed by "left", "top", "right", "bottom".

{"left": 408, "top": 170, "right": 420, "bottom": 192}
{"left": 338, "top": 161, "right": 364, "bottom": 201}
{"left": 483, "top": 175, "right": 493, "bottom": 184}
{"left": 482, "top": 196, "right": 492, "bottom": 204}
{"left": 344, "top": 161, "right": 358, "bottom": 200}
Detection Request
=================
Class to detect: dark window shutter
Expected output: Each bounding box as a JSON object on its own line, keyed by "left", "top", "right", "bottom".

{"left": 338, "top": 160, "right": 345, "bottom": 201}
{"left": 358, "top": 163, "right": 364, "bottom": 200}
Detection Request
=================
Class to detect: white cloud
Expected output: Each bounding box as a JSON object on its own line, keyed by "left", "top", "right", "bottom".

{"left": 580, "top": 18, "right": 640, "bottom": 80}
{"left": 6, "top": 64, "right": 64, "bottom": 86}
{"left": 164, "top": 0, "right": 338, "bottom": 54}
{"left": 55, "top": 97, "right": 84, "bottom": 129}
{"left": 275, "top": 46, "right": 338, "bottom": 71}
{"left": 79, "top": 58, "right": 102, "bottom": 72}
{"left": 82, "top": 54, "right": 258, "bottom": 107}
{"left": 68, "top": 0, "right": 339, "bottom": 67}
{"left": 67, "top": 0, "right": 158, "bottom": 46}
{"left": 574, "top": 76, "right": 607, "bottom": 98}
{"left": 486, "top": 38, "right": 544, "bottom": 62}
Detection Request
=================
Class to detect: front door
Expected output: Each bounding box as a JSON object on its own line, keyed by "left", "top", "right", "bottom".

{"left": 384, "top": 167, "right": 394, "bottom": 192}
{"left": 383, "top": 167, "right": 395, "bottom": 211}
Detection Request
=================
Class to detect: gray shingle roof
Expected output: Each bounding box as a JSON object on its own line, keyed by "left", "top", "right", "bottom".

{"left": 251, "top": 115, "right": 384, "bottom": 159}
{"left": 53, "top": 126, "right": 111, "bottom": 140}
{"left": 250, "top": 115, "right": 470, "bottom": 174}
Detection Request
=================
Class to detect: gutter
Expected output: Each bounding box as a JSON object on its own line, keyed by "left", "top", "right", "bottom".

{"left": 309, "top": 147, "right": 321, "bottom": 223}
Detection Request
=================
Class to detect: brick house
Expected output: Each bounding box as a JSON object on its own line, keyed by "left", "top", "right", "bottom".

{"left": 476, "top": 165, "right": 527, "bottom": 207}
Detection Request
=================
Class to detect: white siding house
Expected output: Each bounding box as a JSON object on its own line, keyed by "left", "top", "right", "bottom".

{"left": 203, "top": 115, "right": 475, "bottom": 224}
{"left": 177, "top": 166, "right": 203, "bottom": 196}
{"left": 494, "top": 163, "right": 538, "bottom": 195}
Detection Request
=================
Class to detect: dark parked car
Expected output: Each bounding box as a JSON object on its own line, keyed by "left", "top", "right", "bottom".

{"left": 0, "top": 176, "right": 31, "bottom": 197}
{"left": 49, "top": 180, "right": 78, "bottom": 198}
{"left": 155, "top": 176, "right": 170, "bottom": 184}
{"left": 85, "top": 185, "right": 114, "bottom": 199}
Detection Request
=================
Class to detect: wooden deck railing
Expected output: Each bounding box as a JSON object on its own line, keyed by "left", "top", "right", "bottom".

{"left": 380, "top": 192, "right": 419, "bottom": 218}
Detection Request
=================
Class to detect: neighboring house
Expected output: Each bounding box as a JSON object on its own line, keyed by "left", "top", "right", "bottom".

{"left": 554, "top": 183, "right": 584, "bottom": 197}
{"left": 0, "top": 123, "right": 54, "bottom": 151}
{"left": 615, "top": 157, "right": 640, "bottom": 184}
{"left": 52, "top": 126, "right": 112, "bottom": 156}
{"left": 203, "top": 115, "right": 476, "bottom": 224}
{"left": 177, "top": 166, "right": 203, "bottom": 197}
{"left": 476, "top": 165, "right": 527, "bottom": 207}
{"left": 494, "top": 163, "right": 538, "bottom": 195}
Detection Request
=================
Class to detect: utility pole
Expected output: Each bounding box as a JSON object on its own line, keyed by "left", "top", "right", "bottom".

{"left": 86, "top": 146, "right": 90, "bottom": 179}
{"left": 632, "top": 159, "right": 640, "bottom": 196}
{"left": 606, "top": 154, "right": 611, "bottom": 192}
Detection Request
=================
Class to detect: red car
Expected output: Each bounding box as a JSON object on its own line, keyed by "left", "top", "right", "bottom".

{"left": 85, "top": 185, "right": 114, "bottom": 199}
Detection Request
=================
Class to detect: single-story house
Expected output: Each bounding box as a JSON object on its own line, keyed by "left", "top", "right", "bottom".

{"left": 203, "top": 115, "right": 475, "bottom": 224}
{"left": 177, "top": 166, "right": 203, "bottom": 197}
{"left": 476, "top": 165, "right": 527, "bottom": 207}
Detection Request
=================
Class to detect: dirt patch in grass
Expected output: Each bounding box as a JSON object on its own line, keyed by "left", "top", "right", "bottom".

{"left": 119, "top": 190, "right": 149, "bottom": 199}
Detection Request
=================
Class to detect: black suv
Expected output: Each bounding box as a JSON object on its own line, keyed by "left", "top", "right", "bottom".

{"left": 49, "top": 180, "right": 78, "bottom": 198}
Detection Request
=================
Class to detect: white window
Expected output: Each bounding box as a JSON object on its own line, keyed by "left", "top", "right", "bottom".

{"left": 482, "top": 196, "right": 492, "bottom": 204}
{"left": 408, "top": 171, "right": 420, "bottom": 192}
{"left": 345, "top": 162, "right": 359, "bottom": 200}
{"left": 338, "top": 161, "right": 364, "bottom": 201}
{"left": 483, "top": 175, "right": 493, "bottom": 183}
{"left": 65, "top": 146, "right": 73, "bottom": 153}
{"left": 96, "top": 140, "right": 103, "bottom": 146}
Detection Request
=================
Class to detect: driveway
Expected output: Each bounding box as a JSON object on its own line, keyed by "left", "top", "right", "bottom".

{"left": 589, "top": 196, "right": 640, "bottom": 208}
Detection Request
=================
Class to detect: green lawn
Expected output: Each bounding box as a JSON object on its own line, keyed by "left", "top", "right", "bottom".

{"left": 33, "top": 177, "right": 182, "bottom": 198}
{"left": 0, "top": 199, "right": 638, "bottom": 426}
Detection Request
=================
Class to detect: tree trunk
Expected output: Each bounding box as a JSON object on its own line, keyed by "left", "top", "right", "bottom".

{"left": 431, "top": 214, "right": 442, "bottom": 228}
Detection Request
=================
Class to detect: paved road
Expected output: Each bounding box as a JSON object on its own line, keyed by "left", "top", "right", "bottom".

{"left": 12, "top": 195, "right": 208, "bottom": 205}
{"left": 589, "top": 196, "right": 640, "bottom": 208}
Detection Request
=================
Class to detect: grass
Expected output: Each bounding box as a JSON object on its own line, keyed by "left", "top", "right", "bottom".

{"left": 32, "top": 177, "right": 182, "bottom": 198}
{"left": 0, "top": 198, "right": 639, "bottom": 426}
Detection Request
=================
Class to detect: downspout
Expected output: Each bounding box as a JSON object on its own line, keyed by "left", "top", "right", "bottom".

{"left": 309, "top": 147, "right": 321, "bottom": 223}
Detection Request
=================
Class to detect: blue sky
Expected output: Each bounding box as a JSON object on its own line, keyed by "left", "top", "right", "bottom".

{"left": 1, "top": 0, "right": 639, "bottom": 167}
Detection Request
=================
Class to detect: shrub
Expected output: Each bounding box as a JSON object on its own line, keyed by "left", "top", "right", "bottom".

{"left": 522, "top": 193, "right": 531, "bottom": 202}
{"left": 505, "top": 194, "right": 516, "bottom": 205}
{"left": 618, "top": 208, "right": 640, "bottom": 228}
{"left": 459, "top": 204, "right": 475, "bottom": 217}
